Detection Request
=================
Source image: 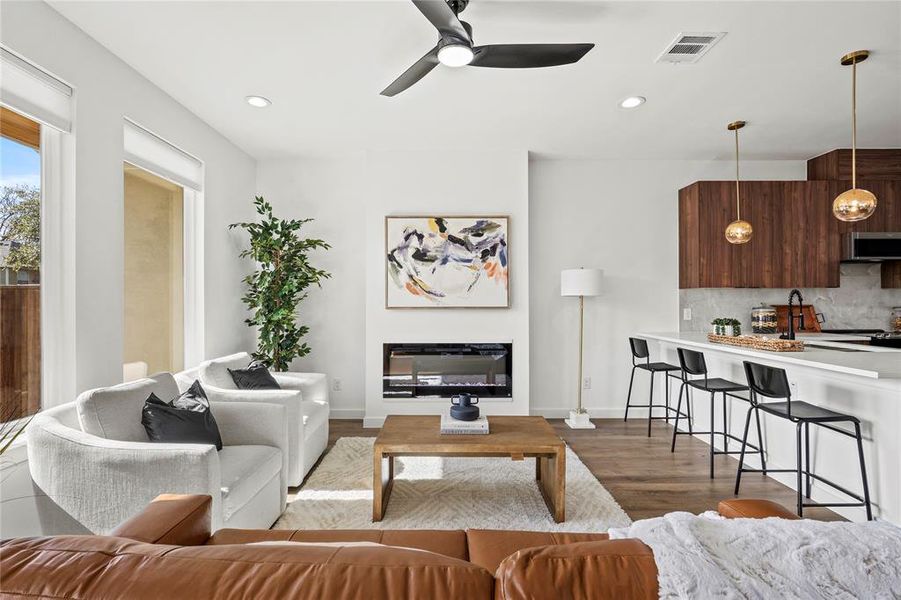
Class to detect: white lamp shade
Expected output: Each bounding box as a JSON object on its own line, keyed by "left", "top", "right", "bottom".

{"left": 561, "top": 268, "right": 604, "bottom": 297}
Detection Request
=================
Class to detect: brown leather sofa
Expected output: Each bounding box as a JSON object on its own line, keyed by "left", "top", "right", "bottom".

{"left": 0, "top": 494, "right": 798, "bottom": 599}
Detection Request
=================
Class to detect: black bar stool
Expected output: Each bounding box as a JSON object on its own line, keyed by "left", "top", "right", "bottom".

{"left": 624, "top": 337, "right": 684, "bottom": 437}
{"left": 671, "top": 347, "right": 764, "bottom": 479}
{"left": 736, "top": 361, "right": 873, "bottom": 520}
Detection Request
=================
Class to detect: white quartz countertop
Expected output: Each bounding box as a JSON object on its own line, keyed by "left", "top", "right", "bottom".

{"left": 639, "top": 332, "right": 901, "bottom": 380}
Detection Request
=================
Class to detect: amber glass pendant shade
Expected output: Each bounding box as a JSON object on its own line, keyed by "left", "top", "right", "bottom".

{"left": 833, "top": 188, "right": 877, "bottom": 222}
{"left": 834, "top": 50, "right": 877, "bottom": 222}
{"left": 725, "top": 219, "right": 753, "bottom": 244}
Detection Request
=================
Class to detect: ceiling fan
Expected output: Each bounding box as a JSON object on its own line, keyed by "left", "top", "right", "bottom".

{"left": 381, "top": 0, "right": 595, "bottom": 97}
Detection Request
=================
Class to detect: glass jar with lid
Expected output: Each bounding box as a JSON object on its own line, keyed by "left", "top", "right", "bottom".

{"left": 751, "top": 303, "right": 778, "bottom": 334}
{"left": 893, "top": 307, "right": 901, "bottom": 333}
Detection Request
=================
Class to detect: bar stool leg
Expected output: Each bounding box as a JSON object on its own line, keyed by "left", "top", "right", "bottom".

{"left": 796, "top": 422, "right": 804, "bottom": 517}
{"left": 665, "top": 375, "right": 670, "bottom": 425}
{"left": 647, "top": 372, "right": 655, "bottom": 437}
{"left": 722, "top": 393, "right": 729, "bottom": 454}
{"left": 670, "top": 382, "right": 685, "bottom": 453}
{"left": 709, "top": 392, "right": 716, "bottom": 479}
{"left": 754, "top": 408, "right": 767, "bottom": 475}
{"left": 624, "top": 366, "right": 636, "bottom": 422}
{"left": 854, "top": 421, "right": 873, "bottom": 521}
{"left": 687, "top": 388, "right": 694, "bottom": 434}
{"left": 734, "top": 405, "right": 754, "bottom": 495}
{"left": 804, "top": 422, "right": 812, "bottom": 499}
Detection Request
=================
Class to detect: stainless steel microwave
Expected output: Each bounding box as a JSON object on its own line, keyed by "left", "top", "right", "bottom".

{"left": 842, "top": 232, "right": 901, "bottom": 262}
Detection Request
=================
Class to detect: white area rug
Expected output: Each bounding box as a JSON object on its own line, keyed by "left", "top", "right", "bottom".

{"left": 275, "top": 437, "right": 631, "bottom": 531}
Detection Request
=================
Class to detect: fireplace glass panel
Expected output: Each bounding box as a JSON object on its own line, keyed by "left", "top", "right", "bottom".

{"left": 383, "top": 343, "right": 512, "bottom": 398}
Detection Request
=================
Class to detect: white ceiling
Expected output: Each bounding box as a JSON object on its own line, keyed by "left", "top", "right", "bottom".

{"left": 49, "top": 0, "right": 901, "bottom": 161}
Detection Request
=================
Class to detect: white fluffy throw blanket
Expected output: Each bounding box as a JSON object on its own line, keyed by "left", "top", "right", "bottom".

{"left": 608, "top": 512, "right": 901, "bottom": 599}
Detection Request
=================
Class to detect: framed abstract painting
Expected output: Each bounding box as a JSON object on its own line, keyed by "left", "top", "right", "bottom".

{"left": 385, "top": 216, "right": 509, "bottom": 308}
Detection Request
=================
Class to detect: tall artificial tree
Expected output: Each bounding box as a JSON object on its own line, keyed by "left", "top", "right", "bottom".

{"left": 230, "top": 196, "right": 331, "bottom": 371}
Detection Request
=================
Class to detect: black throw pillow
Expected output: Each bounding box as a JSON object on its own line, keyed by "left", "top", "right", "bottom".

{"left": 228, "top": 362, "right": 281, "bottom": 390}
{"left": 142, "top": 380, "right": 223, "bottom": 450}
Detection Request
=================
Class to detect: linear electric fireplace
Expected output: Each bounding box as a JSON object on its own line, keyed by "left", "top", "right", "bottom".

{"left": 383, "top": 343, "right": 512, "bottom": 399}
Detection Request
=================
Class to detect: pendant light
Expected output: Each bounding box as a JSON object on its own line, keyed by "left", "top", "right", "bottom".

{"left": 833, "top": 50, "right": 877, "bottom": 222}
{"left": 725, "top": 120, "right": 752, "bottom": 244}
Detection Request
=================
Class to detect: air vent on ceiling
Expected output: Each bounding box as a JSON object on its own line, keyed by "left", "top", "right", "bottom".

{"left": 656, "top": 32, "right": 726, "bottom": 64}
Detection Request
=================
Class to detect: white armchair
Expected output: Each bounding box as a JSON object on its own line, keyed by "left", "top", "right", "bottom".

{"left": 26, "top": 373, "right": 287, "bottom": 534}
{"left": 176, "top": 352, "right": 329, "bottom": 487}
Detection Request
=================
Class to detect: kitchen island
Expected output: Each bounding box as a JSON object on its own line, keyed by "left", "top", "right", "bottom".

{"left": 638, "top": 332, "right": 900, "bottom": 524}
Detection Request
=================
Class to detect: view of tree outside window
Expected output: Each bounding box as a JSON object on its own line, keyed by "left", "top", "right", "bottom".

{"left": 0, "top": 108, "right": 42, "bottom": 422}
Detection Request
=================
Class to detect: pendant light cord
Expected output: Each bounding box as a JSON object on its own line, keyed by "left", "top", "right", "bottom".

{"left": 734, "top": 128, "right": 741, "bottom": 220}
{"left": 851, "top": 59, "right": 857, "bottom": 189}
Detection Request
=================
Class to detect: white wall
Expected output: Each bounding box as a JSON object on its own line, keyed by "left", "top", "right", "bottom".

{"left": 364, "top": 150, "right": 529, "bottom": 427}
{"left": 256, "top": 158, "right": 366, "bottom": 418}
{"left": 1, "top": 0, "right": 258, "bottom": 396}
{"left": 256, "top": 151, "right": 530, "bottom": 425}
{"left": 528, "top": 159, "right": 807, "bottom": 417}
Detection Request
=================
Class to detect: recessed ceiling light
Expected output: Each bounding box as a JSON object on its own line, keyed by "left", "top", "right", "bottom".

{"left": 245, "top": 95, "right": 272, "bottom": 108}
{"left": 619, "top": 96, "right": 646, "bottom": 109}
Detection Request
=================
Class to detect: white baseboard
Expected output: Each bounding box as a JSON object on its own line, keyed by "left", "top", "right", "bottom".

{"left": 329, "top": 409, "right": 364, "bottom": 420}
{"left": 363, "top": 417, "right": 385, "bottom": 429}
{"left": 530, "top": 407, "right": 625, "bottom": 419}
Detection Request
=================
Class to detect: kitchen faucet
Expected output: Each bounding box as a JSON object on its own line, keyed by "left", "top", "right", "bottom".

{"left": 780, "top": 289, "right": 805, "bottom": 340}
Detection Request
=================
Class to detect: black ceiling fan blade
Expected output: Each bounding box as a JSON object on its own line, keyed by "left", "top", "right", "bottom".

{"left": 470, "top": 43, "right": 594, "bottom": 68}
{"left": 381, "top": 46, "right": 440, "bottom": 97}
{"left": 412, "top": 0, "right": 472, "bottom": 44}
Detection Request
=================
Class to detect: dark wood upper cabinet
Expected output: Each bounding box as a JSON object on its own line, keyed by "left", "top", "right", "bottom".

{"left": 807, "top": 149, "right": 901, "bottom": 181}
{"left": 679, "top": 150, "right": 901, "bottom": 289}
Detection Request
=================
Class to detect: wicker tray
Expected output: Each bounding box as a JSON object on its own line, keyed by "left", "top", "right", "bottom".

{"left": 707, "top": 334, "right": 805, "bottom": 352}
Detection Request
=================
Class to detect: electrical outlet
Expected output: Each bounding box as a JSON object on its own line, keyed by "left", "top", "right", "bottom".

{"left": 332, "top": 378, "right": 342, "bottom": 392}
{"left": 582, "top": 377, "right": 591, "bottom": 390}
{"left": 683, "top": 308, "right": 692, "bottom": 321}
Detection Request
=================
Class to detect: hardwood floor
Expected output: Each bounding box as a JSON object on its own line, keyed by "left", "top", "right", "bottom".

{"left": 326, "top": 418, "right": 841, "bottom": 522}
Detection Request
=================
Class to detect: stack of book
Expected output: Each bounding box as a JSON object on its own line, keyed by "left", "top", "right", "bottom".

{"left": 439, "top": 411, "right": 489, "bottom": 435}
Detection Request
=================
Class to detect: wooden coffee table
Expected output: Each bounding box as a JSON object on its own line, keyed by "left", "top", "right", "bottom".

{"left": 372, "top": 415, "right": 565, "bottom": 522}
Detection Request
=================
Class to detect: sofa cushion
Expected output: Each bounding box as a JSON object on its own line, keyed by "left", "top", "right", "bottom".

{"left": 76, "top": 374, "right": 179, "bottom": 441}
{"left": 219, "top": 445, "right": 282, "bottom": 520}
{"left": 0, "top": 536, "right": 494, "bottom": 600}
{"left": 495, "top": 539, "right": 658, "bottom": 600}
{"left": 302, "top": 399, "right": 329, "bottom": 431}
{"left": 199, "top": 352, "right": 252, "bottom": 390}
{"left": 229, "top": 363, "right": 281, "bottom": 390}
{"left": 717, "top": 499, "right": 800, "bottom": 520}
{"left": 142, "top": 381, "right": 223, "bottom": 450}
{"left": 207, "top": 529, "right": 469, "bottom": 562}
{"left": 466, "top": 529, "right": 611, "bottom": 574}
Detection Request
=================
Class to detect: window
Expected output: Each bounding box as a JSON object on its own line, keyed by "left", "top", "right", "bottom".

{"left": 123, "top": 164, "right": 185, "bottom": 379}
{"left": 0, "top": 106, "right": 42, "bottom": 421}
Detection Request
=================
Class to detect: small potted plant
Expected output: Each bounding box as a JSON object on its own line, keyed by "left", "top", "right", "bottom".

{"left": 711, "top": 318, "right": 725, "bottom": 336}
{"left": 727, "top": 318, "right": 742, "bottom": 337}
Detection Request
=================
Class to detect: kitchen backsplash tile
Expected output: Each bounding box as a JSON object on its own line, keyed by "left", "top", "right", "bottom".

{"left": 680, "top": 263, "right": 901, "bottom": 333}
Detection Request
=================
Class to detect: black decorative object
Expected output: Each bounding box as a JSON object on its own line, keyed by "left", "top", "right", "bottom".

{"left": 229, "top": 362, "right": 281, "bottom": 390}
{"left": 141, "top": 380, "right": 223, "bottom": 450}
{"left": 450, "top": 393, "right": 480, "bottom": 421}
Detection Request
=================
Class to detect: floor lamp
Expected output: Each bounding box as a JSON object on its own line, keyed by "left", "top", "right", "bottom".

{"left": 561, "top": 268, "right": 603, "bottom": 429}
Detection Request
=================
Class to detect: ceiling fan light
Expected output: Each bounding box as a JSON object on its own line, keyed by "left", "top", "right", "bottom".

{"left": 438, "top": 44, "right": 474, "bottom": 67}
